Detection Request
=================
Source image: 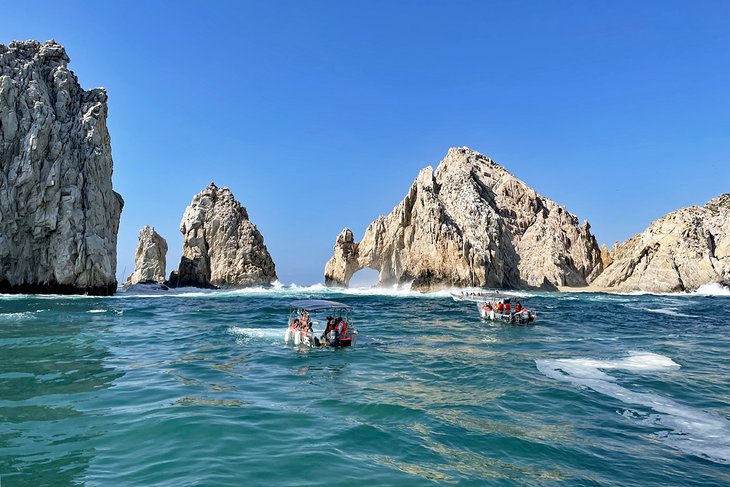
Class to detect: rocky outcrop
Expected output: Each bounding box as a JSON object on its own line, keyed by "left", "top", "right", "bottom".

{"left": 591, "top": 194, "right": 730, "bottom": 293}
{"left": 125, "top": 226, "right": 167, "bottom": 285}
{"left": 168, "top": 183, "right": 276, "bottom": 288}
{"left": 600, "top": 244, "right": 614, "bottom": 269}
{"left": 325, "top": 147, "right": 602, "bottom": 291}
{"left": 0, "top": 40, "right": 123, "bottom": 295}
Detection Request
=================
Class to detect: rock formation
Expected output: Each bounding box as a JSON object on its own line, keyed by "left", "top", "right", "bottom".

{"left": 0, "top": 40, "right": 123, "bottom": 295}
{"left": 591, "top": 194, "right": 730, "bottom": 293}
{"left": 168, "top": 183, "right": 276, "bottom": 288}
{"left": 325, "top": 147, "right": 603, "bottom": 291}
{"left": 125, "top": 226, "right": 168, "bottom": 285}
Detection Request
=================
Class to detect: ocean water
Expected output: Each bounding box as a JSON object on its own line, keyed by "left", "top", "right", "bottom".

{"left": 1, "top": 284, "right": 730, "bottom": 486}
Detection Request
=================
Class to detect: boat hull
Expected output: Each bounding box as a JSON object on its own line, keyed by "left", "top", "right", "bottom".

{"left": 478, "top": 304, "right": 536, "bottom": 325}
{"left": 284, "top": 328, "right": 357, "bottom": 348}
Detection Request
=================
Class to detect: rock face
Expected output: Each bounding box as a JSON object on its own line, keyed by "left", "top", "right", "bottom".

{"left": 0, "top": 40, "right": 123, "bottom": 295}
{"left": 125, "top": 226, "right": 168, "bottom": 285}
{"left": 325, "top": 147, "right": 602, "bottom": 291}
{"left": 592, "top": 194, "right": 730, "bottom": 293}
{"left": 168, "top": 183, "right": 276, "bottom": 288}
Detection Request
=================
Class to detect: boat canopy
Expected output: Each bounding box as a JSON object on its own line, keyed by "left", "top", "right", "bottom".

{"left": 288, "top": 299, "right": 351, "bottom": 312}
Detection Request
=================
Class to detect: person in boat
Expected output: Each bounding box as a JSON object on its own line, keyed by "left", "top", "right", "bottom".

{"left": 337, "top": 317, "right": 348, "bottom": 336}
{"left": 515, "top": 302, "right": 522, "bottom": 312}
{"left": 323, "top": 318, "right": 341, "bottom": 346}
{"left": 304, "top": 321, "right": 315, "bottom": 342}
{"left": 321, "top": 318, "right": 334, "bottom": 340}
{"left": 504, "top": 301, "right": 511, "bottom": 313}
{"left": 496, "top": 301, "right": 504, "bottom": 313}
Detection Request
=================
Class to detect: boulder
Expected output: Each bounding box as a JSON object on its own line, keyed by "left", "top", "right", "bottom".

{"left": 0, "top": 40, "right": 123, "bottom": 295}
{"left": 169, "top": 183, "right": 276, "bottom": 288}
{"left": 325, "top": 147, "right": 602, "bottom": 291}
{"left": 125, "top": 226, "right": 168, "bottom": 285}
{"left": 592, "top": 194, "right": 730, "bottom": 292}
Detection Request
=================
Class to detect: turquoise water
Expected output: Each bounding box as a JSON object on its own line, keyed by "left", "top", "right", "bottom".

{"left": 1, "top": 285, "right": 730, "bottom": 486}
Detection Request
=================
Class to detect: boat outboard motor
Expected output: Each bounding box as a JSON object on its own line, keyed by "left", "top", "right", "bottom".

{"left": 326, "top": 329, "right": 340, "bottom": 347}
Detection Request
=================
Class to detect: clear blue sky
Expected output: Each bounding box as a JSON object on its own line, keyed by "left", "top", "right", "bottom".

{"left": 2, "top": 1, "right": 729, "bottom": 285}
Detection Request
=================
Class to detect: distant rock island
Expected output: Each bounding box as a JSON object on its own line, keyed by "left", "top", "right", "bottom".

{"left": 592, "top": 194, "right": 730, "bottom": 293}
{"left": 326, "top": 147, "right": 603, "bottom": 291}
{"left": 168, "top": 183, "right": 277, "bottom": 288}
{"left": 0, "top": 40, "right": 123, "bottom": 295}
{"left": 125, "top": 226, "right": 168, "bottom": 287}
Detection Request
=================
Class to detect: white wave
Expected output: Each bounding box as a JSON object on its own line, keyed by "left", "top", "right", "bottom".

{"left": 536, "top": 352, "right": 730, "bottom": 464}
{"left": 88, "top": 309, "right": 107, "bottom": 313}
{"left": 693, "top": 282, "right": 730, "bottom": 296}
{"left": 613, "top": 282, "right": 730, "bottom": 298}
{"left": 117, "top": 282, "right": 464, "bottom": 300}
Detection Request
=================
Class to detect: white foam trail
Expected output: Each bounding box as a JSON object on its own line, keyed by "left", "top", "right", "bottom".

{"left": 0, "top": 311, "right": 37, "bottom": 320}
{"left": 624, "top": 306, "right": 699, "bottom": 318}
{"left": 228, "top": 327, "right": 284, "bottom": 340}
{"left": 88, "top": 309, "right": 107, "bottom": 313}
{"left": 536, "top": 352, "right": 730, "bottom": 464}
{"left": 642, "top": 307, "right": 680, "bottom": 316}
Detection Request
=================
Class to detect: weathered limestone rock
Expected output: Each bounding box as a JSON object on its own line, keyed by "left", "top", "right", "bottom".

{"left": 326, "top": 147, "right": 602, "bottom": 291}
{"left": 125, "top": 226, "right": 167, "bottom": 285}
{"left": 168, "top": 183, "right": 276, "bottom": 288}
{"left": 592, "top": 194, "right": 730, "bottom": 293}
{"left": 600, "top": 244, "right": 614, "bottom": 269}
{"left": 0, "top": 40, "right": 123, "bottom": 295}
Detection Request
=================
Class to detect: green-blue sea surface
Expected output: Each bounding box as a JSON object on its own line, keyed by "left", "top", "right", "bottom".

{"left": 1, "top": 285, "right": 730, "bottom": 486}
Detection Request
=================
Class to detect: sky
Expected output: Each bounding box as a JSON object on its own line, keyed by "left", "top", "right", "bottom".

{"left": 2, "top": 1, "right": 729, "bottom": 285}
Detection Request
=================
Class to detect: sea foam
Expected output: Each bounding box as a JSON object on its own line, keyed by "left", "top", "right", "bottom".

{"left": 536, "top": 352, "right": 730, "bottom": 465}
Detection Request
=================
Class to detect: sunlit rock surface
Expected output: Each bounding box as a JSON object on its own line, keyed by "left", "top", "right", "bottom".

{"left": 325, "top": 147, "right": 602, "bottom": 291}
{"left": 0, "top": 40, "right": 123, "bottom": 295}
{"left": 125, "top": 226, "right": 167, "bottom": 285}
{"left": 169, "top": 183, "right": 276, "bottom": 288}
{"left": 592, "top": 194, "right": 730, "bottom": 293}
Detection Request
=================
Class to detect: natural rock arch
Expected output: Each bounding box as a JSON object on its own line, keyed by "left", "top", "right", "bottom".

{"left": 325, "top": 147, "right": 602, "bottom": 291}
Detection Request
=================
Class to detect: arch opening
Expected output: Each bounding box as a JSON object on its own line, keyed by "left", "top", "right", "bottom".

{"left": 348, "top": 268, "right": 380, "bottom": 288}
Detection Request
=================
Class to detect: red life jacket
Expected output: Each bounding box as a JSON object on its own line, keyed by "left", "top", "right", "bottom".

{"left": 340, "top": 322, "right": 347, "bottom": 334}
{"left": 505, "top": 303, "right": 511, "bottom": 311}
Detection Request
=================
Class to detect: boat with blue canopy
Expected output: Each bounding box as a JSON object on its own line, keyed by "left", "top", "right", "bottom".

{"left": 284, "top": 299, "right": 357, "bottom": 347}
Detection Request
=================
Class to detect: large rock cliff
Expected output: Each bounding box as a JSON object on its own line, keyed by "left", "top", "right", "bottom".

{"left": 591, "top": 194, "right": 730, "bottom": 293}
{"left": 125, "top": 226, "right": 168, "bottom": 285}
{"left": 325, "top": 147, "right": 602, "bottom": 291}
{"left": 169, "top": 183, "right": 276, "bottom": 288}
{"left": 0, "top": 40, "right": 123, "bottom": 295}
